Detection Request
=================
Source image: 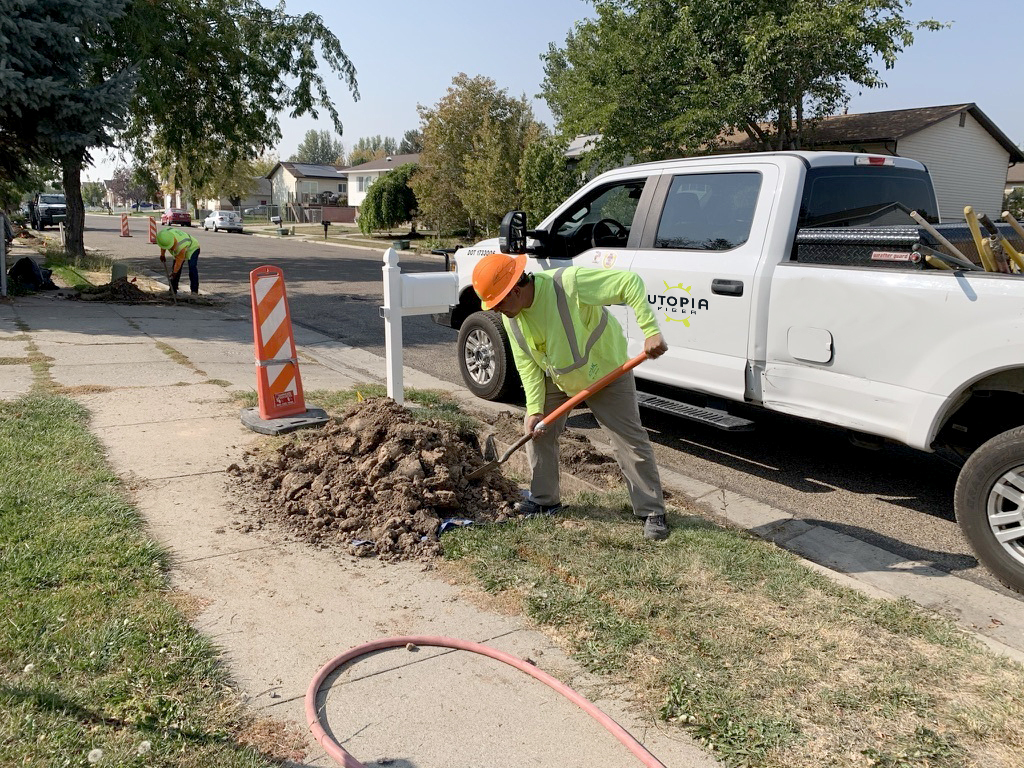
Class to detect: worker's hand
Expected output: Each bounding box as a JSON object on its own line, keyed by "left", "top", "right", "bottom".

{"left": 525, "top": 413, "right": 545, "bottom": 435}
{"left": 644, "top": 333, "right": 668, "bottom": 359}
{"left": 159, "top": 254, "right": 166, "bottom": 263}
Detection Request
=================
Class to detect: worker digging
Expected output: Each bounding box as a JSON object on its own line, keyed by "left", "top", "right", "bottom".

{"left": 470, "top": 252, "right": 671, "bottom": 540}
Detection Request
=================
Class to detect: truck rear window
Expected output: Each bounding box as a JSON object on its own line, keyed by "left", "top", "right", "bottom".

{"left": 799, "top": 167, "right": 937, "bottom": 228}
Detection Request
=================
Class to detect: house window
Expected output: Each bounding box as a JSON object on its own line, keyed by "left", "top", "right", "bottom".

{"left": 338, "top": 183, "right": 347, "bottom": 194}
{"left": 357, "top": 176, "right": 366, "bottom": 193}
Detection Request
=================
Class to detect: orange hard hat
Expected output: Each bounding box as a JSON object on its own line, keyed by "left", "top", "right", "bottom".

{"left": 472, "top": 252, "right": 527, "bottom": 310}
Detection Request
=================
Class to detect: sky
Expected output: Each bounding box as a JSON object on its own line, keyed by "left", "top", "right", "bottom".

{"left": 85, "top": 0, "right": 1024, "bottom": 182}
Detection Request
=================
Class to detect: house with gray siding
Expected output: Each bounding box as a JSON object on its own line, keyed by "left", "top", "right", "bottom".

{"left": 723, "top": 104, "right": 1024, "bottom": 221}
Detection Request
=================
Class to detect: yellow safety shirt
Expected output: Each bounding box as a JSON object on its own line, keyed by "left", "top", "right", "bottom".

{"left": 503, "top": 267, "right": 660, "bottom": 415}
{"left": 162, "top": 228, "right": 200, "bottom": 271}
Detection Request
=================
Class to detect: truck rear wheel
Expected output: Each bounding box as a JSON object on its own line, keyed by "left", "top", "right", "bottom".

{"left": 954, "top": 426, "right": 1024, "bottom": 594}
{"left": 456, "top": 310, "right": 520, "bottom": 401}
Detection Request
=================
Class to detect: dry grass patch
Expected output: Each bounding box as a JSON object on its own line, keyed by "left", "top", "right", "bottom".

{"left": 443, "top": 490, "right": 1024, "bottom": 768}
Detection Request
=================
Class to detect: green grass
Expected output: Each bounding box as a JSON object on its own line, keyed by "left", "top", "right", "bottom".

{"left": 443, "top": 492, "right": 1024, "bottom": 768}
{"left": 0, "top": 395, "right": 281, "bottom": 767}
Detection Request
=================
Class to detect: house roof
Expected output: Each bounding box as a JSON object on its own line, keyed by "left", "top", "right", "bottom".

{"left": 1008, "top": 164, "right": 1024, "bottom": 185}
{"left": 347, "top": 154, "right": 419, "bottom": 172}
{"left": 723, "top": 104, "right": 1024, "bottom": 163}
{"left": 269, "top": 161, "right": 349, "bottom": 180}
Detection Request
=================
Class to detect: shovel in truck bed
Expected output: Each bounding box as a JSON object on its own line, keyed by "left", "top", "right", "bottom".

{"left": 467, "top": 352, "right": 648, "bottom": 481}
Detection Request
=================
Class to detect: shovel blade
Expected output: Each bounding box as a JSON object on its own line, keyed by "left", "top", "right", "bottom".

{"left": 466, "top": 460, "right": 498, "bottom": 481}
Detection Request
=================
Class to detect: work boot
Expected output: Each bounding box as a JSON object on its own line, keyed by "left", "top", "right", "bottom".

{"left": 643, "top": 514, "right": 669, "bottom": 541}
{"left": 515, "top": 490, "right": 563, "bottom": 516}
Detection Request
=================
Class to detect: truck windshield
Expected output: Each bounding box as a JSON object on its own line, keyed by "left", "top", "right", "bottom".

{"left": 40, "top": 195, "right": 65, "bottom": 204}
{"left": 798, "top": 167, "right": 937, "bottom": 228}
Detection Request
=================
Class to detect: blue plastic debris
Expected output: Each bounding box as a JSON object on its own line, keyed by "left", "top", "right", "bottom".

{"left": 438, "top": 518, "right": 474, "bottom": 535}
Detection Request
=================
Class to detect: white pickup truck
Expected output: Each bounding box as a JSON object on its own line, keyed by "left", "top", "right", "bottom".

{"left": 433, "top": 151, "right": 1024, "bottom": 594}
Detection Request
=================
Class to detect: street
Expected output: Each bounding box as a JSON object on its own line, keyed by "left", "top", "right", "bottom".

{"left": 81, "top": 214, "right": 1014, "bottom": 597}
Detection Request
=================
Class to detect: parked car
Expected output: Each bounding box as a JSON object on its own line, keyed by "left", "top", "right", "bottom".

{"left": 243, "top": 205, "right": 270, "bottom": 217}
{"left": 132, "top": 201, "right": 157, "bottom": 210}
{"left": 161, "top": 208, "right": 191, "bottom": 226}
{"left": 202, "top": 210, "right": 243, "bottom": 233}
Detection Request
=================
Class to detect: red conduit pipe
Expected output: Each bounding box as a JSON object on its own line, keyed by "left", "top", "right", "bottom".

{"left": 305, "top": 635, "right": 667, "bottom": 768}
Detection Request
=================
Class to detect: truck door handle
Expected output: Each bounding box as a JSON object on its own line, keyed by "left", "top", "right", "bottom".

{"left": 711, "top": 279, "right": 744, "bottom": 297}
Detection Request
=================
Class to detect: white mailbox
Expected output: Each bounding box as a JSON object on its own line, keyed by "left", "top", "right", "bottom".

{"left": 401, "top": 272, "right": 458, "bottom": 315}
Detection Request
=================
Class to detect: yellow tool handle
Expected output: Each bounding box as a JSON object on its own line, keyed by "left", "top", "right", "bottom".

{"left": 964, "top": 206, "right": 998, "bottom": 272}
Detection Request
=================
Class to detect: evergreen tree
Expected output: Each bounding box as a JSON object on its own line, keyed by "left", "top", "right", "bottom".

{"left": 290, "top": 130, "right": 345, "bottom": 165}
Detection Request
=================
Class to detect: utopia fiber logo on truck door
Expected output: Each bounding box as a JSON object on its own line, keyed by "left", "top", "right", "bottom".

{"left": 648, "top": 279, "right": 709, "bottom": 328}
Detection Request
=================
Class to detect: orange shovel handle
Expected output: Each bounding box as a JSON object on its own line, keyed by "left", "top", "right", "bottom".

{"left": 535, "top": 351, "right": 648, "bottom": 430}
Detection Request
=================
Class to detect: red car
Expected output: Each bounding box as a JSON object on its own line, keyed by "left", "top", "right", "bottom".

{"left": 161, "top": 208, "right": 192, "bottom": 226}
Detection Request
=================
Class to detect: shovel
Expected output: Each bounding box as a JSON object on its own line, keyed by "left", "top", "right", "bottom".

{"left": 161, "top": 257, "right": 177, "bottom": 306}
{"left": 467, "top": 351, "right": 649, "bottom": 481}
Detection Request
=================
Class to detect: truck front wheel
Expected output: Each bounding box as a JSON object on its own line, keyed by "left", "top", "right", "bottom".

{"left": 456, "top": 310, "right": 520, "bottom": 401}
{"left": 955, "top": 426, "right": 1024, "bottom": 594}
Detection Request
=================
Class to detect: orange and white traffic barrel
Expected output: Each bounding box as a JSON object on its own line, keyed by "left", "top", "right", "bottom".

{"left": 148, "top": 217, "right": 157, "bottom": 244}
{"left": 119, "top": 213, "right": 131, "bottom": 237}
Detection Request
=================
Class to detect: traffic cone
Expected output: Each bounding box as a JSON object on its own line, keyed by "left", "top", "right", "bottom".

{"left": 240, "top": 265, "right": 327, "bottom": 435}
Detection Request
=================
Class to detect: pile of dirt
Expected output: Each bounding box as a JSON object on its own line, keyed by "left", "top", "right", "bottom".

{"left": 75, "top": 276, "right": 167, "bottom": 304}
{"left": 228, "top": 398, "right": 523, "bottom": 561}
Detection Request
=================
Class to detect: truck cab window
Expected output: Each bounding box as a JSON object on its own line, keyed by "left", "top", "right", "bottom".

{"left": 549, "top": 180, "right": 646, "bottom": 259}
{"left": 799, "top": 167, "right": 938, "bottom": 227}
{"left": 655, "top": 173, "right": 762, "bottom": 251}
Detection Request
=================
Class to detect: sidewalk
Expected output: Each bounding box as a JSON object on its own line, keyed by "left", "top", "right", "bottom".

{"left": 1, "top": 285, "right": 1022, "bottom": 766}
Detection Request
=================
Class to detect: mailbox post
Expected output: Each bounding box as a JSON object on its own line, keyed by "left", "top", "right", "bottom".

{"left": 380, "top": 247, "right": 457, "bottom": 405}
{"left": 322, "top": 220, "right": 330, "bottom": 240}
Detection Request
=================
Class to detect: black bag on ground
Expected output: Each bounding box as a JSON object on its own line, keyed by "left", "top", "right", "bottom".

{"left": 8, "top": 257, "right": 56, "bottom": 290}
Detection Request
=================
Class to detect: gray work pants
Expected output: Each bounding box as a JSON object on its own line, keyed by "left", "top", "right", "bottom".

{"left": 527, "top": 372, "right": 665, "bottom": 519}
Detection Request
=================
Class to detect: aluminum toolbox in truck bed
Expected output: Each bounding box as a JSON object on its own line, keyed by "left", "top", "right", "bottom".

{"left": 794, "top": 223, "right": 1024, "bottom": 269}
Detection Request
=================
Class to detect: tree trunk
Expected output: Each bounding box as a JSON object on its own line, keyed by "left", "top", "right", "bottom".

{"left": 61, "top": 152, "right": 86, "bottom": 261}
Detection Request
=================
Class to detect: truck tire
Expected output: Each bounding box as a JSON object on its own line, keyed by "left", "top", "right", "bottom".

{"left": 457, "top": 310, "right": 520, "bottom": 401}
{"left": 954, "top": 425, "right": 1024, "bottom": 594}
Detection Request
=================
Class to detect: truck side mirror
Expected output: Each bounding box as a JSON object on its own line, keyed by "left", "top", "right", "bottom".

{"left": 499, "top": 210, "right": 527, "bottom": 254}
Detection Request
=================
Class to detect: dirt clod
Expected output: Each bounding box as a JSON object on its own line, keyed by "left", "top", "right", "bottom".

{"left": 230, "top": 398, "right": 522, "bottom": 561}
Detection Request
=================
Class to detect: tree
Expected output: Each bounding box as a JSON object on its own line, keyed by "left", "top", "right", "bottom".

{"left": 358, "top": 163, "right": 418, "bottom": 235}
{"left": 518, "top": 136, "right": 580, "bottom": 228}
{"left": 108, "top": 166, "right": 150, "bottom": 207}
{"left": 541, "top": 0, "right": 939, "bottom": 164}
{"left": 289, "top": 129, "right": 345, "bottom": 165}
{"left": 348, "top": 136, "right": 398, "bottom": 166}
{"left": 108, "top": 0, "right": 358, "bottom": 239}
{"left": 398, "top": 129, "right": 424, "bottom": 154}
{"left": 412, "top": 74, "right": 540, "bottom": 237}
{"left": 1005, "top": 188, "right": 1024, "bottom": 222}
{"left": 0, "top": 0, "right": 135, "bottom": 256}
{"left": 81, "top": 181, "right": 108, "bottom": 208}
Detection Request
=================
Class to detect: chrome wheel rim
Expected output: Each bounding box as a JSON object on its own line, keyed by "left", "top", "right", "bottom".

{"left": 463, "top": 328, "right": 496, "bottom": 386}
{"left": 988, "top": 465, "right": 1024, "bottom": 568}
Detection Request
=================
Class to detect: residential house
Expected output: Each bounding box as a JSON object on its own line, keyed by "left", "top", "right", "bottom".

{"left": 721, "top": 103, "right": 1024, "bottom": 221}
{"left": 346, "top": 153, "right": 419, "bottom": 208}
{"left": 1007, "top": 164, "right": 1024, "bottom": 196}
{"left": 196, "top": 177, "right": 273, "bottom": 213}
{"left": 266, "top": 161, "right": 351, "bottom": 222}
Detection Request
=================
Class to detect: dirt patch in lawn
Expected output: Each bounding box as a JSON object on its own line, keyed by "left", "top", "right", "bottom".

{"left": 228, "top": 398, "right": 525, "bottom": 561}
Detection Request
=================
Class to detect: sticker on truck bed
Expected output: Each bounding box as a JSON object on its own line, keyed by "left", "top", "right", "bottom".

{"left": 870, "top": 251, "right": 913, "bottom": 262}
{"left": 648, "top": 279, "right": 709, "bottom": 327}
